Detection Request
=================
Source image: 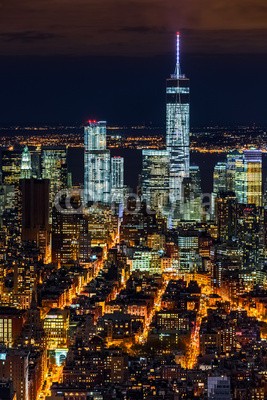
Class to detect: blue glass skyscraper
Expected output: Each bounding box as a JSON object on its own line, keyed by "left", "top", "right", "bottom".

{"left": 166, "top": 33, "right": 190, "bottom": 219}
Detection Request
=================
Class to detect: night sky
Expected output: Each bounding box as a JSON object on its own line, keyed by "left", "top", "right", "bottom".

{"left": 0, "top": 0, "right": 267, "bottom": 126}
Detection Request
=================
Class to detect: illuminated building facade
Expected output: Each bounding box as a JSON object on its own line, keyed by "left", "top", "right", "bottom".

{"left": 208, "top": 376, "right": 231, "bottom": 400}
{"left": 166, "top": 33, "right": 190, "bottom": 219}
{"left": 142, "top": 149, "right": 169, "bottom": 213}
{"left": 178, "top": 232, "right": 200, "bottom": 272}
{"left": 41, "top": 146, "right": 68, "bottom": 221}
{"left": 111, "top": 156, "right": 124, "bottom": 204}
{"left": 111, "top": 157, "right": 124, "bottom": 189}
{"left": 20, "top": 146, "right": 32, "bottom": 179}
{"left": 2, "top": 149, "right": 22, "bottom": 186}
{"left": 52, "top": 198, "right": 91, "bottom": 265}
{"left": 85, "top": 203, "right": 117, "bottom": 248}
{"left": 226, "top": 151, "right": 247, "bottom": 204}
{"left": 213, "top": 162, "right": 227, "bottom": 195}
{"left": 216, "top": 192, "right": 237, "bottom": 242}
{"left": 0, "top": 348, "right": 29, "bottom": 400}
{"left": 129, "top": 249, "right": 161, "bottom": 274}
{"left": 237, "top": 204, "right": 264, "bottom": 270}
{"left": 0, "top": 308, "right": 26, "bottom": 347}
{"left": 43, "top": 308, "right": 69, "bottom": 350}
{"left": 181, "top": 165, "right": 202, "bottom": 221}
{"left": 1, "top": 149, "right": 22, "bottom": 209}
{"left": 120, "top": 200, "right": 158, "bottom": 246}
{"left": 84, "top": 121, "right": 111, "bottom": 204}
{"left": 217, "top": 150, "right": 262, "bottom": 207}
{"left": 243, "top": 149, "right": 262, "bottom": 207}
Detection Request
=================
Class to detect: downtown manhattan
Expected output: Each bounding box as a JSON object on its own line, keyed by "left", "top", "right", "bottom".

{"left": 0, "top": 26, "right": 267, "bottom": 400}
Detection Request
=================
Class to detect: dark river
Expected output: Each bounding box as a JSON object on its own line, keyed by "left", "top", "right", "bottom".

{"left": 68, "top": 148, "right": 267, "bottom": 194}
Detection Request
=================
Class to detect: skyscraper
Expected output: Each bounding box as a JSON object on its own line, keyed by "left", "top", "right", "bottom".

{"left": 52, "top": 195, "right": 91, "bottom": 266}
{"left": 111, "top": 156, "right": 124, "bottom": 204}
{"left": 217, "top": 149, "right": 262, "bottom": 207}
{"left": 216, "top": 192, "right": 237, "bottom": 242}
{"left": 1, "top": 149, "right": 22, "bottom": 209}
{"left": 213, "top": 162, "right": 227, "bottom": 195}
{"left": 20, "top": 146, "right": 32, "bottom": 179}
{"left": 226, "top": 151, "right": 247, "bottom": 204}
{"left": 20, "top": 178, "right": 50, "bottom": 262}
{"left": 84, "top": 121, "right": 111, "bottom": 204}
{"left": 0, "top": 347, "right": 29, "bottom": 400}
{"left": 243, "top": 149, "right": 262, "bottom": 207}
{"left": 41, "top": 146, "right": 68, "bottom": 222}
{"left": 166, "top": 33, "right": 190, "bottom": 219}
{"left": 142, "top": 150, "right": 169, "bottom": 213}
{"left": 1, "top": 149, "right": 22, "bottom": 186}
{"left": 181, "top": 165, "right": 202, "bottom": 221}
{"left": 212, "top": 161, "right": 228, "bottom": 218}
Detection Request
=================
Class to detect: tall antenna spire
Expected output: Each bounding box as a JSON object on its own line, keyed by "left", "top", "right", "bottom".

{"left": 175, "top": 32, "right": 180, "bottom": 78}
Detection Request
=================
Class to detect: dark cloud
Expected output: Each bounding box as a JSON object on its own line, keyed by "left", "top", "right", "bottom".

{"left": 0, "top": 0, "right": 266, "bottom": 55}
{"left": 116, "top": 26, "right": 170, "bottom": 35}
{"left": 0, "top": 31, "right": 62, "bottom": 43}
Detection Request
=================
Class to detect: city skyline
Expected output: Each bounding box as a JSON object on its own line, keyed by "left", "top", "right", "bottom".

{"left": 1, "top": 4, "right": 267, "bottom": 400}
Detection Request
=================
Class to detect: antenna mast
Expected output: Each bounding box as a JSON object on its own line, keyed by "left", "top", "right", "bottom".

{"left": 175, "top": 32, "right": 181, "bottom": 78}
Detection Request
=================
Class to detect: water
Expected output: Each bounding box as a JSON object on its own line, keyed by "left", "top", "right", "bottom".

{"left": 68, "top": 148, "right": 228, "bottom": 193}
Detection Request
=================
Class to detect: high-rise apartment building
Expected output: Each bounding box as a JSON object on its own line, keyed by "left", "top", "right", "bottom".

{"left": 237, "top": 203, "right": 264, "bottom": 270}
{"left": 84, "top": 121, "right": 111, "bottom": 204}
{"left": 52, "top": 197, "right": 91, "bottom": 266}
{"left": 216, "top": 192, "right": 237, "bottom": 242}
{"left": 0, "top": 348, "right": 29, "bottom": 400}
{"left": 166, "top": 33, "right": 190, "bottom": 220}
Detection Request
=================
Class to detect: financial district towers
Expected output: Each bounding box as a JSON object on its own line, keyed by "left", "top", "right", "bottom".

{"left": 85, "top": 35, "right": 192, "bottom": 223}
{"left": 84, "top": 121, "right": 124, "bottom": 205}
{"left": 142, "top": 33, "right": 191, "bottom": 221}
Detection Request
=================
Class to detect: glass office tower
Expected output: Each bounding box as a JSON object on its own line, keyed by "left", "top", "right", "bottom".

{"left": 243, "top": 149, "right": 262, "bottom": 207}
{"left": 111, "top": 156, "right": 124, "bottom": 204}
{"left": 142, "top": 150, "right": 169, "bottom": 213}
{"left": 166, "top": 33, "right": 190, "bottom": 219}
{"left": 84, "top": 121, "right": 111, "bottom": 204}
